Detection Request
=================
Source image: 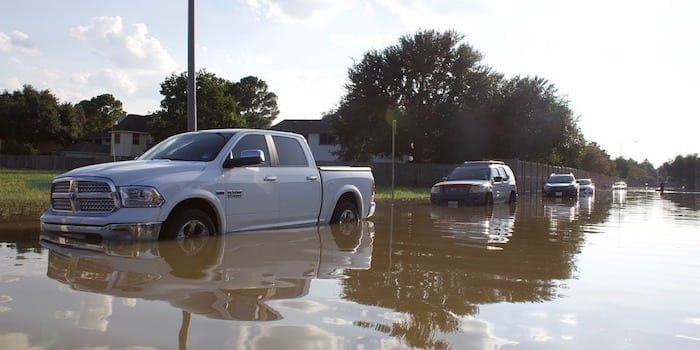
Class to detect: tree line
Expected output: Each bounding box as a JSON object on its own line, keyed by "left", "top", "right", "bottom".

{"left": 0, "top": 29, "right": 696, "bottom": 189}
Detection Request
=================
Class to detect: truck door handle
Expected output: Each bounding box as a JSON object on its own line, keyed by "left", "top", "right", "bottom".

{"left": 264, "top": 176, "right": 277, "bottom": 182}
{"left": 306, "top": 175, "right": 319, "bottom": 181}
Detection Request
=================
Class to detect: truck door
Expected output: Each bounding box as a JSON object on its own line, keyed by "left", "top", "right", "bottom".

{"left": 222, "top": 134, "right": 278, "bottom": 231}
{"left": 271, "top": 135, "right": 322, "bottom": 226}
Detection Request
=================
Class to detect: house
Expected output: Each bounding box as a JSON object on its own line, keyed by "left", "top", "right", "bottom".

{"left": 270, "top": 119, "right": 340, "bottom": 163}
{"left": 62, "top": 114, "right": 154, "bottom": 161}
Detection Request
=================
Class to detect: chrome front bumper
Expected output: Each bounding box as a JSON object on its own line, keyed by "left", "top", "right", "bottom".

{"left": 40, "top": 221, "right": 162, "bottom": 241}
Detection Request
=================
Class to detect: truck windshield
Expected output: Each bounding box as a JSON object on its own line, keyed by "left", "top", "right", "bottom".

{"left": 446, "top": 167, "right": 490, "bottom": 181}
{"left": 138, "top": 132, "right": 235, "bottom": 161}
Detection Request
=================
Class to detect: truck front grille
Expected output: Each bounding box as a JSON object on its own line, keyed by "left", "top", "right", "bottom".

{"left": 50, "top": 178, "right": 118, "bottom": 213}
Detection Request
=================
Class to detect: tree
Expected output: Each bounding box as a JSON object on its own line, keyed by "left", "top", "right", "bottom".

{"left": 227, "top": 76, "right": 279, "bottom": 129}
{"left": 330, "top": 30, "right": 499, "bottom": 162}
{"left": 0, "top": 85, "right": 83, "bottom": 154}
{"left": 77, "top": 94, "right": 124, "bottom": 134}
{"left": 660, "top": 154, "right": 699, "bottom": 190}
{"left": 486, "top": 76, "right": 584, "bottom": 166}
{"left": 580, "top": 142, "right": 616, "bottom": 176}
{"left": 329, "top": 29, "right": 582, "bottom": 165}
{"left": 149, "top": 70, "right": 245, "bottom": 141}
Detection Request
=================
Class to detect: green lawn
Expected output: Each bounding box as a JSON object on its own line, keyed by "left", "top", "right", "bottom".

{"left": 375, "top": 186, "right": 430, "bottom": 201}
{"left": 0, "top": 168, "right": 57, "bottom": 220}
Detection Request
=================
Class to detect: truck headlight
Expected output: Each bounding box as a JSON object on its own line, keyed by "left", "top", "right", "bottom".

{"left": 430, "top": 186, "right": 441, "bottom": 194}
{"left": 119, "top": 186, "right": 164, "bottom": 208}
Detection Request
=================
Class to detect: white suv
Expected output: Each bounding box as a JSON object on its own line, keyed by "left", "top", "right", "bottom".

{"left": 430, "top": 160, "right": 518, "bottom": 206}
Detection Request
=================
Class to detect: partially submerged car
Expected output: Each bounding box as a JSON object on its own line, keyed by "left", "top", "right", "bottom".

{"left": 577, "top": 178, "right": 595, "bottom": 196}
{"left": 430, "top": 160, "right": 517, "bottom": 206}
{"left": 542, "top": 173, "right": 579, "bottom": 198}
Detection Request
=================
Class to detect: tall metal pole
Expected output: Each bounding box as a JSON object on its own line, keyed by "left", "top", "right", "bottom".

{"left": 187, "top": 0, "right": 197, "bottom": 131}
{"left": 391, "top": 120, "right": 396, "bottom": 203}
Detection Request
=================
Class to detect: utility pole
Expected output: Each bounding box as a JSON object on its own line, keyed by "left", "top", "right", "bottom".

{"left": 187, "top": 0, "right": 197, "bottom": 131}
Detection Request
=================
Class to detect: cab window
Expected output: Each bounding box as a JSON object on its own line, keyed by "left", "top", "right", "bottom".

{"left": 272, "top": 136, "right": 308, "bottom": 167}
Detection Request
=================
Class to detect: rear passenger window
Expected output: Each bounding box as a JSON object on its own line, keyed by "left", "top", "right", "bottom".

{"left": 273, "top": 136, "right": 308, "bottom": 167}
{"left": 497, "top": 167, "right": 509, "bottom": 180}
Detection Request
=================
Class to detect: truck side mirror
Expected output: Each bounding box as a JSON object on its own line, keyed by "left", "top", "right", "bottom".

{"left": 223, "top": 149, "right": 265, "bottom": 168}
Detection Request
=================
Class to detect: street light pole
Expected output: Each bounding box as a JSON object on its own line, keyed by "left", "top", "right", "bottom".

{"left": 187, "top": 0, "right": 197, "bottom": 132}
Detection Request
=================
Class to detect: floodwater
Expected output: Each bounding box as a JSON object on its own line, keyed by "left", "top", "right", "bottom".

{"left": 1, "top": 190, "right": 699, "bottom": 349}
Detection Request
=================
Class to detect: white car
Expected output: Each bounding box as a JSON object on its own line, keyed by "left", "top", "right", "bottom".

{"left": 430, "top": 160, "right": 517, "bottom": 206}
{"left": 577, "top": 178, "right": 595, "bottom": 196}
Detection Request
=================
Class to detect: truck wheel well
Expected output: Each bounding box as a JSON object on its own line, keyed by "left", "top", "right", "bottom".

{"left": 166, "top": 199, "right": 220, "bottom": 235}
{"left": 338, "top": 192, "right": 359, "bottom": 209}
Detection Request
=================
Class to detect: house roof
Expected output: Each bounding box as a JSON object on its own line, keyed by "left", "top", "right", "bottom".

{"left": 270, "top": 119, "right": 332, "bottom": 134}
{"left": 114, "top": 114, "right": 150, "bottom": 132}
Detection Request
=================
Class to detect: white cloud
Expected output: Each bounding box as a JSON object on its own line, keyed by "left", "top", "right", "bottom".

{"left": 0, "top": 31, "right": 40, "bottom": 54}
{"left": 69, "top": 16, "right": 178, "bottom": 73}
{"left": 246, "top": 0, "right": 355, "bottom": 25}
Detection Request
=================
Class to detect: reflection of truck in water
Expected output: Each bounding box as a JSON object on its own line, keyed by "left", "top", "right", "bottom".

{"left": 42, "top": 221, "right": 373, "bottom": 321}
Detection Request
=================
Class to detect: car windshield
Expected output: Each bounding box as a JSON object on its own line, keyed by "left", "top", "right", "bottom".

{"left": 548, "top": 175, "right": 574, "bottom": 183}
{"left": 446, "top": 167, "right": 490, "bottom": 181}
{"left": 138, "top": 132, "right": 235, "bottom": 161}
{"left": 578, "top": 179, "right": 592, "bottom": 185}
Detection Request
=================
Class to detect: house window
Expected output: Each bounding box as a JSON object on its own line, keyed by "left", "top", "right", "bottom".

{"left": 133, "top": 133, "right": 140, "bottom": 145}
{"left": 319, "top": 133, "right": 335, "bottom": 145}
{"left": 114, "top": 133, "right": 120, "bottom": 144}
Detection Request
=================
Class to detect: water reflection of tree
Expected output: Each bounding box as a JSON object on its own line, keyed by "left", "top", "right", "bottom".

{"left": 342, "top": 198, "right": 611, "bottom": 349}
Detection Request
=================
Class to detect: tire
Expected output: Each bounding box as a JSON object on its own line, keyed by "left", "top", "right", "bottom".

{"left": 331, "top": 200, "right": 359, "bottom": 225}
{"left": 484, "top": 193, "right": 494, "bottom": 206}
{"left": 508, "top": 191, "right": 517, "bottom": 204}
{"left": 161, "top": 208, "right": 216, "bottom": 240}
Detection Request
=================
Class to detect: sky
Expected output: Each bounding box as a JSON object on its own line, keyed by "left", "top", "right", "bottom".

{"left": 1, "top": 0, "right": 698, "bottom": 167}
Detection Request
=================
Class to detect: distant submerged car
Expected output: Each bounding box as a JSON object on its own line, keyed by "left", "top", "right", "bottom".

{"left": 612, "top": 181, "right": 628, "bottom": 190}
{"left": 542, "top": 173, "right": 579, "bottom": 198}
{"left": 577, "top": 178, "right": 595, "bottom": 196}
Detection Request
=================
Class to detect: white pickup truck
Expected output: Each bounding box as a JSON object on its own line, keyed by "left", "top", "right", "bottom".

{"left": 40, "top": 129, "right": 376, "bottom": 241}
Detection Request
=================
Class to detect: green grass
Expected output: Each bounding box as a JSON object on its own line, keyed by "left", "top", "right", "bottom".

{"left": 0, "top": 168, "right": 58, "bottom": 220}
{"left": 375, "top": 186, "right": 430, "bottom": 201}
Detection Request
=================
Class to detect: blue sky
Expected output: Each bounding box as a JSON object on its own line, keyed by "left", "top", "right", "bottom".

{"left": 1, "top": 0, "right": 698, "bottom": 167}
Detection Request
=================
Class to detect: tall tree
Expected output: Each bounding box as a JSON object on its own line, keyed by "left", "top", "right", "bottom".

{"left": 331, "top": 29, "right": 498, "bottom": 163}
{"left": 149, "top": 70, "right": 245, "bottom": 141}
{"left": 77, "top": 94, "right": 124, "bottom": 134}
{"left": 228, "top": 76, "right": 279, "bottom": 129}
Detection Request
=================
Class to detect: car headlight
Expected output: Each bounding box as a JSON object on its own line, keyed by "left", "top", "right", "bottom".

{"left": 119, "top": 186, "right": 164, "bottom": 207}
{"left": 431, "top": 186, "right": 441, "bottom": 194}
{"left": 471, "top": 184, "right": 490, "bottom": 193}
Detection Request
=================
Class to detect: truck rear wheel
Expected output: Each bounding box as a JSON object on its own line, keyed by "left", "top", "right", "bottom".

{"left": 331, "top": 200, "right": 359, "bottom": 225}
{"left": 161, "top": 208, "right": 216, "bottom": 240}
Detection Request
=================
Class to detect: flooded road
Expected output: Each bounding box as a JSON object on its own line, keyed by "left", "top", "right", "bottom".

{"left": 1, "top": 190, "right": 699, "bottom": 349}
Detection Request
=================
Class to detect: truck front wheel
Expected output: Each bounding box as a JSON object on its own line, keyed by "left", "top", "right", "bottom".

{"left": 162, "top": 208, "right": 216, "bottom": 240}
{"left": 331, "top": 200, "right": 359, "bottom": 225}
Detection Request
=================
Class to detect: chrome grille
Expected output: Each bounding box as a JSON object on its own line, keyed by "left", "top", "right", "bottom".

{"left": 51, "top": 178, "right": 118, "bottom": 213}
